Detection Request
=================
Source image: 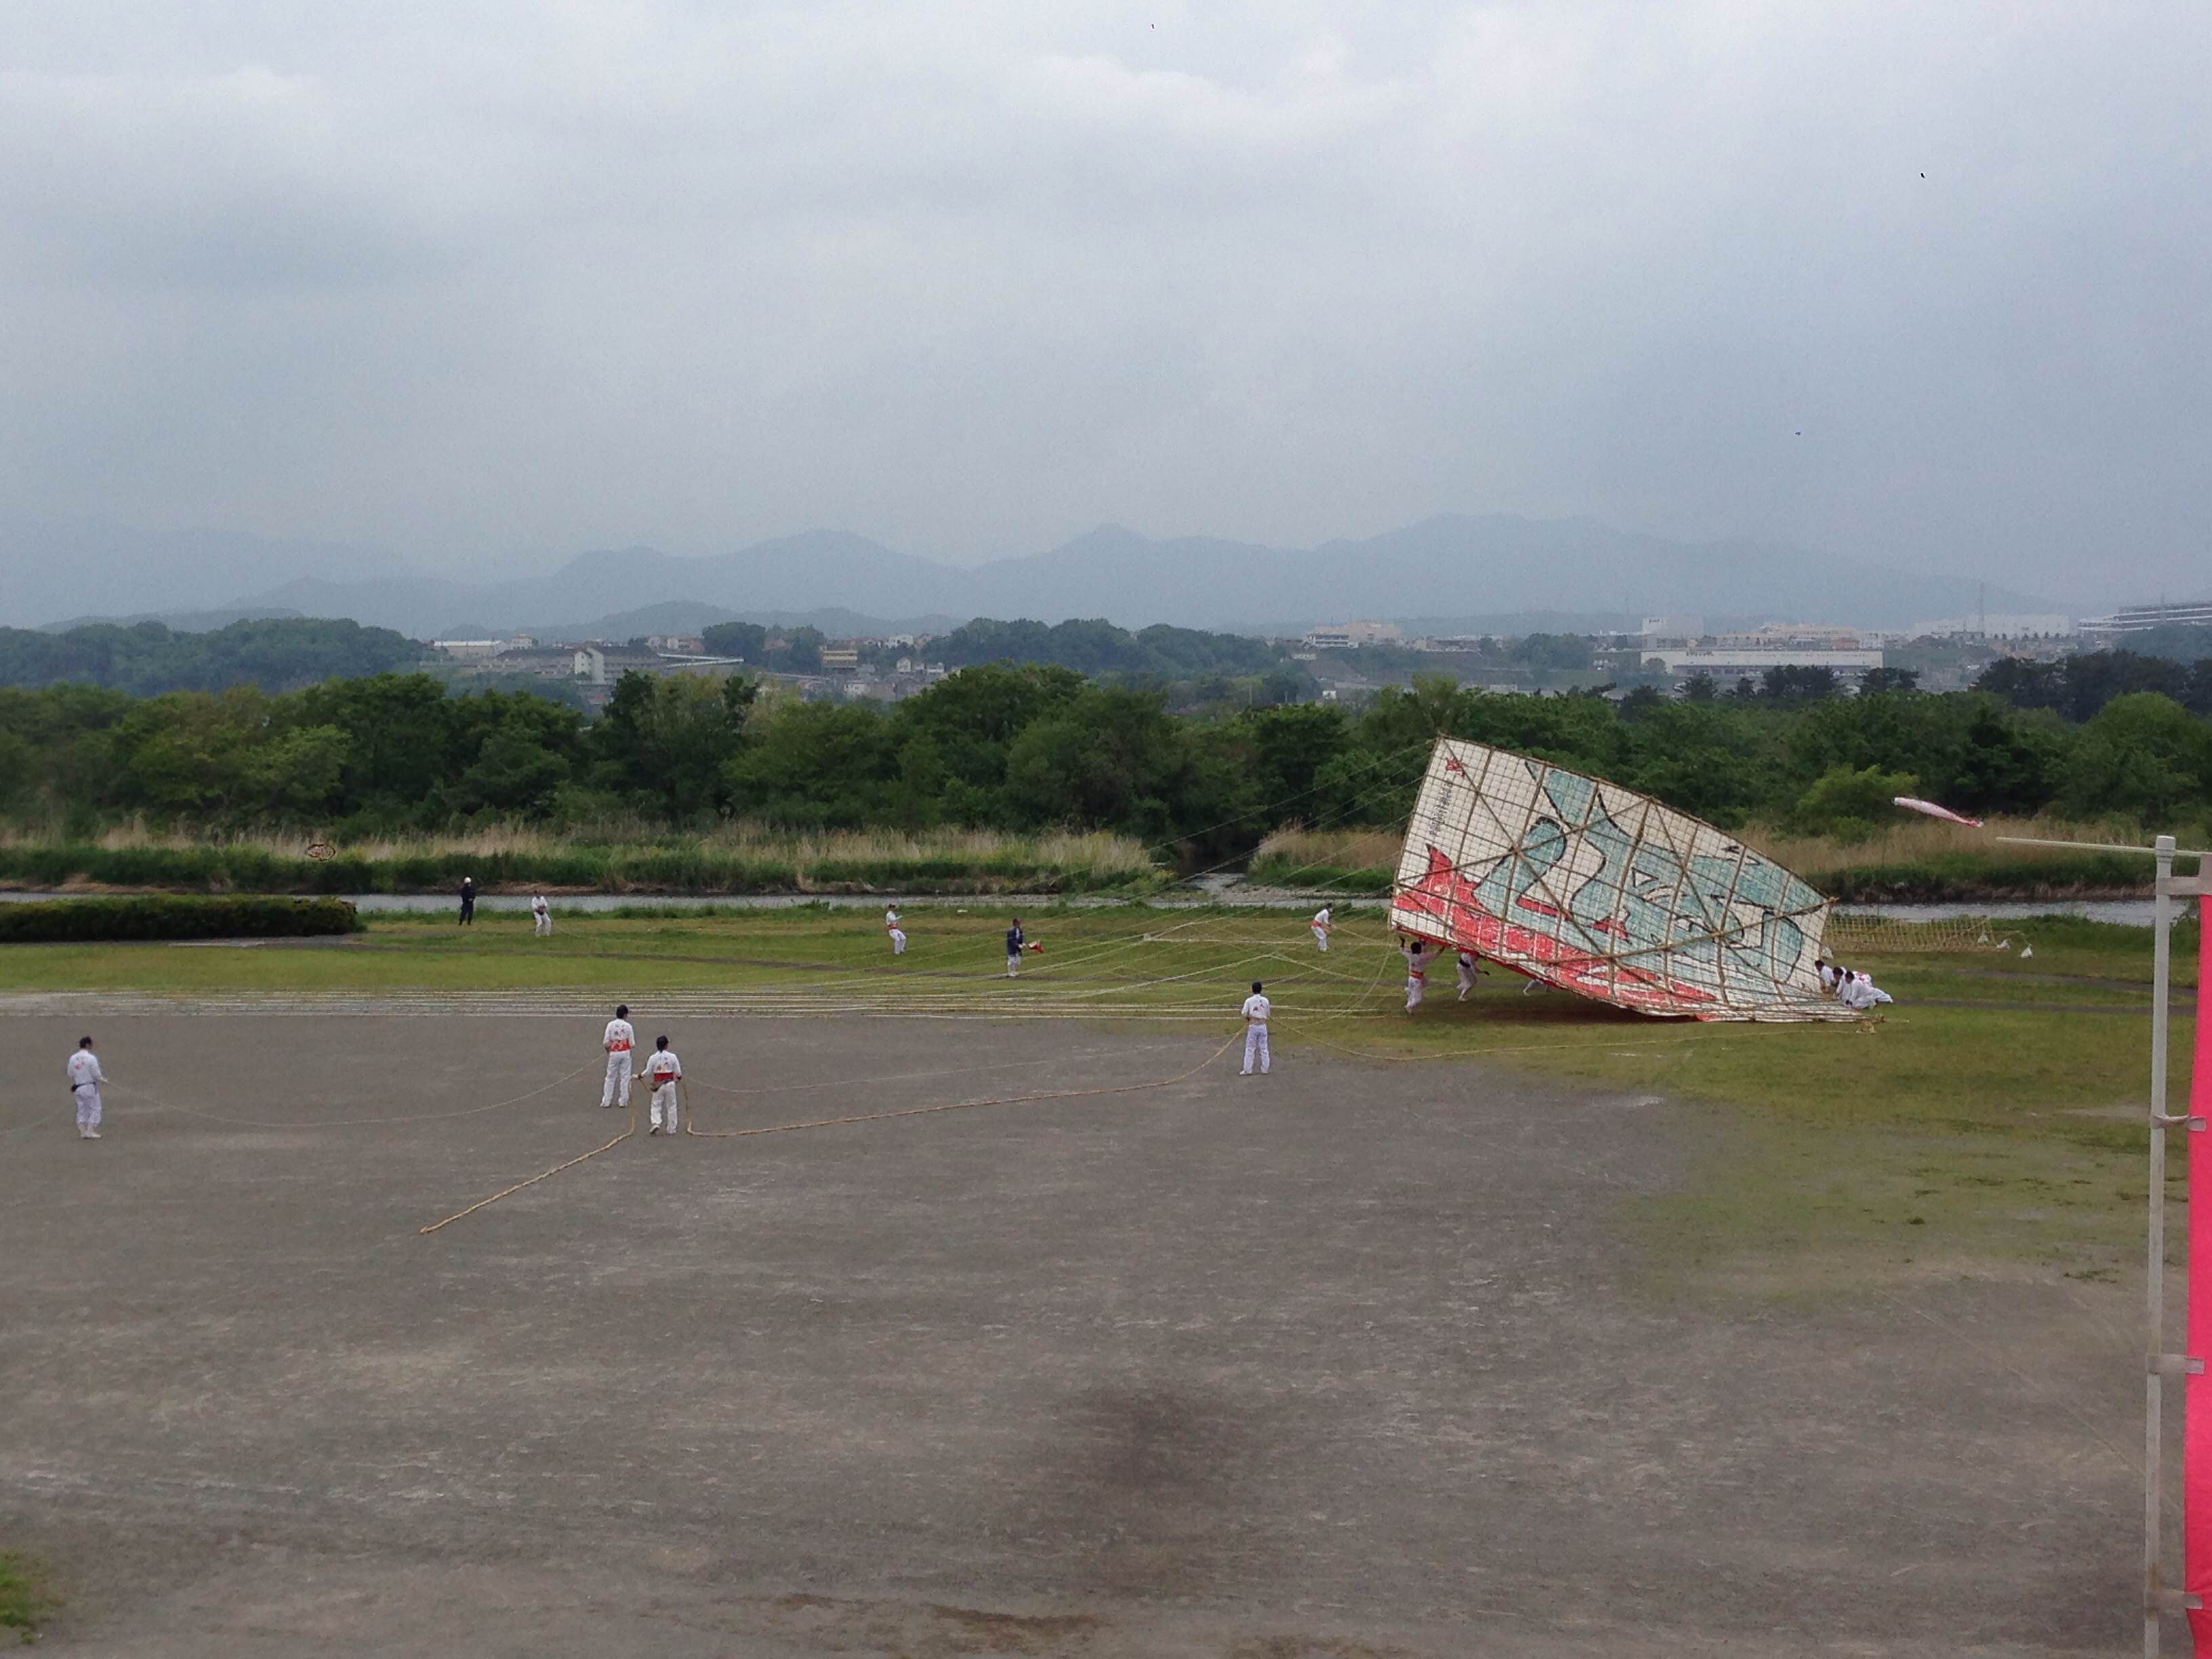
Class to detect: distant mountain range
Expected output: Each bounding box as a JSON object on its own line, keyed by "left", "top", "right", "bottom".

{"left": 8, "top": 514, "right": 2062, "bottom": 638}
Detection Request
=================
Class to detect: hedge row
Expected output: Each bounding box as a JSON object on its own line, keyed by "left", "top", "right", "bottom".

{"left": 0, "top": 895, "right": 363, "bottom": 943}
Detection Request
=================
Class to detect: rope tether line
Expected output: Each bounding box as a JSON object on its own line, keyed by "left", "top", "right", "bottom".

{"left": 112, "top": 1060, "right": 600, "bottom": 1131}
{"left": 682, "top": 1030, "right": 1242, "bottom": 1139}
{"left": 416, "top": 1030, "right": 1241, "bottom": 1234}
{"left": 420, "top": 1092, "right": 639, "bottom": 1235}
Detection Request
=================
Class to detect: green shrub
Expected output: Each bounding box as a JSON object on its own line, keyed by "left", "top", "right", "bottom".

{"left": 0, "top": 1551, "right": 49, "bottom": 1642}
{"left": 0, "top": 895, "right": 363, "bottom": 943}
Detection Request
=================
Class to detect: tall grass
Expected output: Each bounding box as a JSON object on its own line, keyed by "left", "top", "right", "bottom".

{"left": 0, "top": 822, "right": 1164, "bottom": 896}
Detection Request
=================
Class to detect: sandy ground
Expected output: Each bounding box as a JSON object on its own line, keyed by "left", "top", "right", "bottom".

{"left": 0, "top": 1010, "right": 2152, "bottom": 1656}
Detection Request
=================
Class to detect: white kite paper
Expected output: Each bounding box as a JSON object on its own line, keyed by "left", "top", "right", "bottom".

{"left": 1389, "top": 739, "right": 1853, "bottom": 1021}
{"left": 1891, "top": 796, "right": 1984, "bottom": 827}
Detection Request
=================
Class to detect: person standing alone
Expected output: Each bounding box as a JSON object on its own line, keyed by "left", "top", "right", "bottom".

{"left": 1240, "top": 981, "right": 1272, "bottom": 1076}
{"left": 531, "top": 893, "right": 551, "bottom": 937}
{"left": 600, "top": 1004, "right": 636, "bottom": 1109}
{"left": 644, "top": 1036, "right": 682, "bottom": 1134}
{"left": 1005, "top": 916, "right": 1025, "bottom": 978}
{"left": 1311, "top": 905, "right": 1333, "bottom": 951}
{"left": 459, "top": 875, "right": 477, "bottom": 926}
{"left": 886, "top": 905, "right": 907, "bottom": 956}
{"left": 67, "top": 1036, "right": 106, "bottom": 1140}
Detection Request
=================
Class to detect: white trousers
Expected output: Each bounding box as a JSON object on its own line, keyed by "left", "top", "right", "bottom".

{"left": 1242, "top": 1025, "right": 1271, "bottom": 1074}
{"left": 74, "top": 1083, "right": 102, "bottom": 1129}
{"left": 1406, "top": 975, "right": 1426, "bottom": 1012}
{"left": 651, "top": 1082, "right": 680, "bottom": 1130}
{"left": 1006, "top": 953, "right": 1021, "bottom": 977}
{"left": 602, "top": 1051, "right": 633, "bottom": 1107}
{"left": 890, "top": 928, "right": 906, "bottom": 954}
{"left": 1312, "top": 926, "right": 1328, "bottom": 951}
{"left": 1457, "top": 962, "right": 1477, "bottom": 1000}
{"left": 533, "top": 912, "right": 551, "bottom": 935}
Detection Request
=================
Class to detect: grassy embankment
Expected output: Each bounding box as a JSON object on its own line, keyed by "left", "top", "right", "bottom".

{"left": 0, "top": 823, "right": 1166, "bottom": 897}
{"left": 0, "top": 1551, "right": 47, "bottom": 1643}
{"left": 1, "top": 902, "right": 2193, "bottom": 1290}
{"left": 1249, "top": 815, "right": 2197, "bottom": 901}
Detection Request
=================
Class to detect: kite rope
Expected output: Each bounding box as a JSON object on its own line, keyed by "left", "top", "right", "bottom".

{"left": 682, "top": 1029, "right": 1241, "bottom": 1141}
{"left": 420, "top": 1094, "right": 639, "bottom": 1234}
{"left": 110, "top": 1060, "right": 599, "bottom": 1131}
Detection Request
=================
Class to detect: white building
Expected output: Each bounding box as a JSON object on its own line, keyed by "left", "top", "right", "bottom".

{"left": 1908, "top": 613, "right": 2074, "bottom": 640}
{"left": 1643, "top": 647, "right": 1883, "bottom": 678}
{"left": 1302, "top": 620, "right": 1404, "bottom": 651}
{"left": 1639, "top": 615, "right": 1704, "bottom": 644}
{"left": 432, "top": 635, "right": 534, "bottom": 660}
{"left": 2078, "top": 601, "right": 2212, "bottom": 642}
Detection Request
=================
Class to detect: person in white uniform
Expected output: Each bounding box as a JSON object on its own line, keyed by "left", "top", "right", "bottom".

{"left": 885, "top": 905, "right": 906, "bottom": 956}
{"left": 1456, "top": 949, "right": 1481, "bottom": 1001}
{"left": 600, "top": 1004, "right": 636, "bottom": 1109}
{"left": 1240, "top": 981, "right": 1272, "bottom": 1076}
{"left": 1311, "top": 905, "right": 1334, "bottom": 951}
{"left": 1399, "top": 937, "right": 1431, "bottom": 1012}
{"left": 644, "top": 1035, "right": 683, "bottom": 1134}
{"left": 66, "top": 1036, "right": 106, "bottom": 1139}
{"left": 1839, "top": 970, "right": 1894, "bottom": 1010}
{"left": 1814, "top": 957, "right": 1839, "bottom": 994}
{"left": 531, "top": 893, "right": 552, "bottom": 937}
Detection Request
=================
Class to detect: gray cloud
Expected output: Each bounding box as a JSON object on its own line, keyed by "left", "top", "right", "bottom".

{"left": 0, "top": 1, "right": 2205, "bottom": 606}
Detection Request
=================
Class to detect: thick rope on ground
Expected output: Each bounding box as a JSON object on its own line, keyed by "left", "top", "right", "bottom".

{"left": 420, "top": 1092, "right": 638, "bottom": 1235}
{"left": 684, "top": 1029, "right": 1240, "bottom": 1140}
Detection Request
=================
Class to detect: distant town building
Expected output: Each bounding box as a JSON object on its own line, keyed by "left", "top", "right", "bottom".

{"left": 1643, "top": 641, "right": 1883, "bottom": 678}
{"left": 1302, "top": 620, "right": 1403, "bottom": 651}
{"left": 1713, "top": 623, "right": 1870, "bottom": 651}
{"left": 432, "top": 635, "right": 533, "bottom": 660}
{"left": 2078, "top": 600, "right": 2212, "bottom": 642}
{"left": 1411, "top": 634, "right": 1502, "bottom": 653}
{"left": 819, "top": 644, "right": 861, "bottom": 670}
{"left": 644, "top": 633, "right": 706, "bottom": 654}
{"left": 1907, "top": 613, "right": 2074, "bottom": 640}
{"left": 1638, "top": 615, "right": 1704, "bottom": 644}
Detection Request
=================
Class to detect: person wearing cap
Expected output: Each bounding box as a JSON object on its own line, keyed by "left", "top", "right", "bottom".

{"left": 66, "top": 1036, "right": 107, "bottom": 1140}
{"left": 1005, "top": 916, "right": 1025, "bottom": 978}
{"left": 458, "top": 875, "right": 477, "bottom": 926}
{"left": 1239, "top": 981, "right": 1272, "bottom": 1076}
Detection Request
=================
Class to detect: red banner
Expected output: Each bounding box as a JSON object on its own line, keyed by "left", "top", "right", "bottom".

{"left": 2188, "top": 897, "right": 2212, "bottom": 1652}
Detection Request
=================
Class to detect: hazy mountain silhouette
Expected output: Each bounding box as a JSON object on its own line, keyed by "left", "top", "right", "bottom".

{"left": 16, "top": 514, "right": 2062, "bottom": 636}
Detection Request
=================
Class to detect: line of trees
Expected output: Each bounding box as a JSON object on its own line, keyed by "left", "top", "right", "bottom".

{"left": 5, "top": 657, "right": 2211, "bottom": 854}
{"left": 0, "top": 618, "right": 428, "bottom": 695}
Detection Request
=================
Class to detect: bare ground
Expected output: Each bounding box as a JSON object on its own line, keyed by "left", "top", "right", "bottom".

{"left": 0, "top": 1010, "right": 2150, "bottom": 1656}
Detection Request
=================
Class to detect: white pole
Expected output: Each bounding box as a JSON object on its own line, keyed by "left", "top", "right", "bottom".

{"left": 2148, "top": 833, "right": 2176, "bottom": 1658}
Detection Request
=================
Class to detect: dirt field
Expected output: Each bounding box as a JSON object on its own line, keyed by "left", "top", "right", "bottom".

{"left": 0, "top": 1007, "right": 2150, "bottom": 1656}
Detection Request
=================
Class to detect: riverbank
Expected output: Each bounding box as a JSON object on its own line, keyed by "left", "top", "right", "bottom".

{"left": 0, "top": 826, "right": 1168, "bottom": 898}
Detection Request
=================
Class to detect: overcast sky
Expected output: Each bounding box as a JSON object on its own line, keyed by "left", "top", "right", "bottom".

{"left": 1, "top": 1, "right": 2206, "bottom": 601}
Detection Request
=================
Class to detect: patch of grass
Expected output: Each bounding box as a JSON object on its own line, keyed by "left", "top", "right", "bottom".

{"left": 0, "top": 1552, "right": 51, "bottom": 1643}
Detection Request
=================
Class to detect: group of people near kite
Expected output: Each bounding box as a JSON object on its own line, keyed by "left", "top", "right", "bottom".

{"left": 1815, "top": 957, "right": 1894, "bottom": 1011}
